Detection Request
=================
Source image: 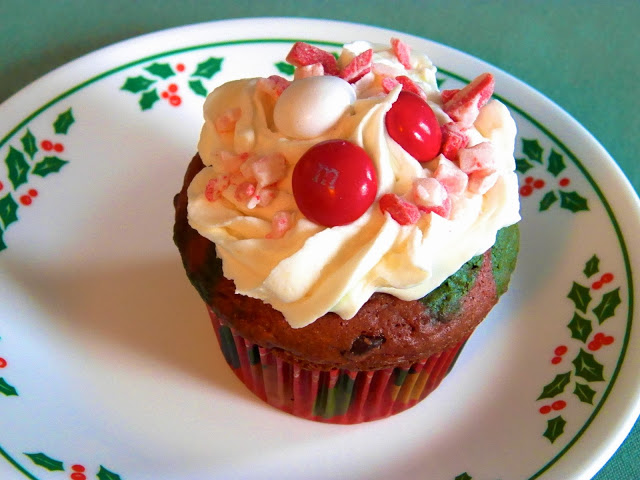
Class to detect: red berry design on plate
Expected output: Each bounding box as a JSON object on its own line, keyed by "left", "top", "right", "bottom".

{"left": 28, "top": 188, "right": 38, "bottom": 197}
{"left": 519, "top": 184, "right": 534, "bottom": 197}
{"left": 0, "top": 180, "right": 4, "bottom": 191}
{"left": 41, "top": 139, "right": 53, "bottom": 151}
{"left": 20, "top": 195, "right": 32, "bottom": 206}
{"left": 559, "top": 177, "right": 570, "bottom": 187}
{"left": 169, "top": 95, "right": 182, "bottom": 106}
{"left": 54, "top": 143, "right": 64, "bottom": 152}
{"left": 552, "top": 400, "right": 566, "bottom": 411}
{"left": 385, "top": 91, "right": 442, "bottom": 162}
{"left": 176, "top": 63, "right": 185, "bottom": 72}
{"left": 168, "top": 83, "right": 178, "bottom": 93}
{"left": 0, "top": 357, "right": 7, "bottom": 368}
{"left": 539, "top": 405, "right": 552, "bottom": 414}
{"left": 292, "top": 139, "right": 378, "bottom": 227}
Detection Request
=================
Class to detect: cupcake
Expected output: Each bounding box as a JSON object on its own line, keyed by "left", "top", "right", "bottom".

{"left": 173, "top": 39, "right": 520, "bottom": 423}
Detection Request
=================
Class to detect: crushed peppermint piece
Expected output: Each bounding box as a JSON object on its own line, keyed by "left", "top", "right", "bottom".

{"left": 204, "top": 175, "right": 230, "bottom": 202}
{"left": 340, "top": 49, "right": 373, "bottom": 83}
{"left": 266, "top": 211, "right": 295, "bottom": 239}
{"left": 379, "top": 193, "right": 421, "bottom": 225}
{"left": 395, "top": 75, "right": 427, "bottom": 99}
{"left": 391, "top": 38, "right": 412, "bottom": 69}
{"left": 294, "top": 62, "right": 325, "bottom": 79}
{"left": 256, "top": 75, "right": 291, "bottom": 100}
{"left": 286, "top": 42, "right": 339, "bottom": 75}
{"left": 433, "top": 156, "right": 469, "bottom": 195}
{"left": 443, "top": 73, "right": 495, "bottom": 126}
{"left": 214, "top": 108, "right": 241, "bottom": 134}
{"left": 457, "top": 142, "right": 497, "bottom": 174}
{"left": 440, "top": 122, "right": 469, "bottom": 161}
{"left": 412, "top": 178, "right": 451, "bottom": 218}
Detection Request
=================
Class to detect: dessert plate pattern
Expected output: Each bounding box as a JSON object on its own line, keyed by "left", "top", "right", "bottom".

{"left": 0, "top": 18, "right": 638, "bottom": 480}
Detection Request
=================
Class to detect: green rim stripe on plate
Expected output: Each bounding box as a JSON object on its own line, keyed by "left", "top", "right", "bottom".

{"left": 0, "top": 38, "right": 634, "bottom": 480}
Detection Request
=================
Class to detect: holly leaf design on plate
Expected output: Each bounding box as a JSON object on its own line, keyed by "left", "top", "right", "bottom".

{"left": 0, "top": 377, "right": 18, "bottom": 396}
{"left": 568, "top": 312, "right": 592, "bottom": 343}
{"left": 53, "top": 108, "right": 75, "bottom": 134}
{"left": 568, "top": 282, "right": 591, "bottom": 313}
{"left": 593, "top": 287, "right": 621, "bottom": 324}
{"left": 560, "top": 191, "right": 589, "bottom": 212}
{"left": 188, "top": 79, "right": 208, "bottom": 97}
{"left": 144, "top": 62, "right": 175, "bottom": 79}
{"left": 20, "top": 129, "right": 38, "bottom": 158}
{"left": 0, "top": 194, "right": 19, "bottom": 229}
{"left": 539, "top": 190, "right": 558, "bottom": 211}
{"left": 522, "top": 138, "right": 543, "bottom": 163}
{"left": 515, "top": 157, "right": 534, "bottom": 174}
{"left": 121, "top": 75, "right": 156, "bottom": 93}
{"left": 275, "top": 61, "right": 295, "bottom": 76}
{"left": 139, "top": 89, "right": 160, "bottom": 110}
{"left": 192, "top": 57, "right": 224, "bottom": 79}
{"left": 32, "top": 156, "right": 69, "bottom": 177}
{"left": 455, "top": 474, "right": 473, "bottom": 480}
{"left": 573, "top": 382, "right": 597, "bottom": 404}
{"left": 543, "top": 415, "right": 566, "bottom": 443}
{"left": 5, "top": 146, "right": 30, "bottom": 189}
{"left": 24, "top": 452, "right": 64, "bottom": 471}
{"left": 572, "top": 349, "right": 605, "bottom": 382}
{"left": 583, "top": 255, "right": 600, "bottom": 278}
{"left": 0, "top": 228, "right": 6, "bottom": 251}
{"left": 546, "top": 149, "right": 566, "bottom": 177}
{"left": 97, "top": 465, "right": 122, "bottom": 480}
{"left": 537, "top": 371, "right": 571, "bottom": 400}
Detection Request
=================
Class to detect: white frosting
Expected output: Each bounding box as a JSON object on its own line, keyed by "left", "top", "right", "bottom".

{"left": 187, "top": 41, "right": 520, "bottom": 328}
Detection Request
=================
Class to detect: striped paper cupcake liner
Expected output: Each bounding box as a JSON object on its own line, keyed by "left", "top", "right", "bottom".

{"left": 208, "top": 306, "right": 469, "bottom": 424}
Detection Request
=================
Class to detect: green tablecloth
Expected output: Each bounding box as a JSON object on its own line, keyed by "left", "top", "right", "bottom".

{"left": 2, "top": 1, "right": 638, "bottom": 478}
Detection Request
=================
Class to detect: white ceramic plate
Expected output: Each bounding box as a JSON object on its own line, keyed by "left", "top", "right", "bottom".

{"left": 1, "top": 18, "right": 639, "bottom": 480}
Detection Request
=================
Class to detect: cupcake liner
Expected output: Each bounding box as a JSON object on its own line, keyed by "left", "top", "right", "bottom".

{"left": 209, "top": 306, "right": 470, "bottom": 424}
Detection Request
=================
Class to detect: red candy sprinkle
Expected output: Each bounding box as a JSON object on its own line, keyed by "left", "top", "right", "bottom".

{"left": 443, "top": 73, "right": 495, "bottom": 127}
{"left": 395, "top": 75, "right": 427, "bottom": 99}
{"left": 286, "top": 42, "right": 339, "bottom": 76}
{"left": 439, "top": 122, "right": 469, "bottom": 161}
{"left": 292, "top": 140, "right": 378, "bottom": 227}
{"left": 390, "top": 37, "right": 412, "bottom": 69}
{"left": 340, "top": 48, "right": 373, "bottom": 83}
{"left": 385, "top": 91, "right": 442, "bottom": 162}
{"left": 379, "top": 193, "right": 421, "bottom": 225}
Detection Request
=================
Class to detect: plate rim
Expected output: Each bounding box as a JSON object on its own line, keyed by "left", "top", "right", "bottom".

{"left": 0, "top": 16, "right": 639, "bottom": 480}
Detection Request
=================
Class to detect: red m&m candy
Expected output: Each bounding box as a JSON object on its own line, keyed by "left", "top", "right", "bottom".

{"left": 292, "top": 140, "right": 378, "bottom": 227}
{"left": 385, "top": 90, "right": 442, "bottom": 162}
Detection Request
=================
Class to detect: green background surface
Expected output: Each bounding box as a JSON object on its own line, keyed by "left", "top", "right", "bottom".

{"left": 1, "top": 1, "right": 638, "bottom": 478}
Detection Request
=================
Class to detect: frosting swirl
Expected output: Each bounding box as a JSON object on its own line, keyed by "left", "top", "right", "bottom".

{"left": 187, "top": 40, "right": 520, "bottom": 328}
